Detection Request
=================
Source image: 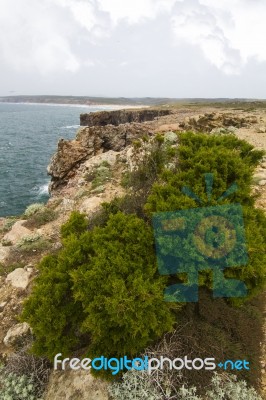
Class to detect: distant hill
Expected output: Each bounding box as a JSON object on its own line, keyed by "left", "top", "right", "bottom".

{"left": 0, "top": 95, "right": 266, "bottom": 109}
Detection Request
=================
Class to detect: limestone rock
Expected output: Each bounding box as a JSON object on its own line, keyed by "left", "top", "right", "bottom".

{"left": 3, "top": 220, "right": 31, "bottom": 245}
{"left": 3, "top": 322, "right": 32, "bottom": 348}
{"left": 44, "top": 370, "right": 109, "bottom": 400}
{"left": 80, "top": 108, "right": 171, "bottom": 127}
{"left": 180, "top": 112, "right": 258, "bottom": 132}
{"left": 6, "top": 267, "right": 32, "bottom": 289}
{"left": 0, "top": 301, "right": 7, "bottom": 312}
{"left": 0, "top": 245, "right": 10, "bottom": 264}
{"left": 48, "top": 123, "right": 153, "bottom": 191}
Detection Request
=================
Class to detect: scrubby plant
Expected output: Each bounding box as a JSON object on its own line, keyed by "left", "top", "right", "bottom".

{"left": 5, "top": 348, "right": 50, "bottom": 399}
{"left": 72, "top": 212, "right": 175, "bottom": 361}
{"left": 20, "top": 250, "right": 86, "bottom": 359}
{"left": 206, "top": 373, "right": 263, "bottom": 399}
{"left": 23, "top": 207, "right": 57, "bottom": 228}
{"left": 17, "top": 235, "right": 51, "bottom": 254}
{"left": 108, "top": 369, "right": 162, "bottom": 400}
{"left": 0, "top": 364, "right": 41, "bottom": 400}
{"left": 60, "top": 210, "right": 88, "bottom": 239}
{"left": 109, "top": 371, "right": 262, "bottom": 400}
{"left": 145, "top": 132, "right": 266, "bottom": 301}
{"left": 1, "top": 239, "right": 13, "bottom": 246}
{"left": 0, "top": 217, "right": 17, "bottom": 233}
{"left": 21, "top": 212, "right": 175, "bottom": 368}
{"left": 24, "top": 203, "right": 45, "bottom": 218}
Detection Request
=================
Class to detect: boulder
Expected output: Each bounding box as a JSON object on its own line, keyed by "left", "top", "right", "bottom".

{"left": 3, "top": 220, "right": 31, "bottom": 245}
{"left": 3, "top": 322, "right": 32, "bottom": 348}
{"left": 6, "top": 267, "right": 32, "bottom": 289}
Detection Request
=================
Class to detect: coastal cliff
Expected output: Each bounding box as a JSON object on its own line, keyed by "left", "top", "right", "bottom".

{"left": 0, "top": 104, "right": 266, "bottom": 400}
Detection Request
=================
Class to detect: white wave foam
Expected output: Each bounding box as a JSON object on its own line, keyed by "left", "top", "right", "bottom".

{"left": 31, "top": 183, "right": 49, "bottom": 197}
{"left": 60, "top": 124, "right": 80, "bottom": 129}
{"left": 38, "top": 183, "right": 49, "bottom": 196}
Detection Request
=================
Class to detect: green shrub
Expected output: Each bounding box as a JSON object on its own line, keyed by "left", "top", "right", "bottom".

{"left": 0, "top": 364, "right": 41, "bottom": 400}
{"left": 23, "top": 207, "right": 57, "bottom": 228}
{"left": 24, "top": 203, "right": 45, "bottom": 218}
{"left": 0, "top": 217, "right": 17, "bottom": 233}
{"left": 17, "top": 235, "right": 51, "bottom": 254}
{"left": 21, "top": 212, "right": 175, "bottom": 368}
{"left": 145, "top": 132, "right": 266, "bottom": 300}
{"left": 4, "top": 348, "right": 50, "bottom": 399}
{"left": 72, "top": 212, "right": 175, "bottom": 361}
{"left": 20, "top": 249, "right": 86, "bottom": 360}
{"left": 60, "top": 211, "right": 88, "bottom": 239}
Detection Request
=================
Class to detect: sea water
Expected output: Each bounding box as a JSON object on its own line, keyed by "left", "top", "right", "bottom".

{"left": 0, "top": 102, "right": 117, "bottom": 217}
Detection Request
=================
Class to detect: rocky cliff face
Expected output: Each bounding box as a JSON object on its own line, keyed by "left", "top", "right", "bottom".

{"left": 47, "top": 122, "right": 155, "bottom": 191}
{"left": 80, "top": 108, "right": 171, "bottom": 126}
{"left": 47, "top": 108, "right": 262, "bottom": 193}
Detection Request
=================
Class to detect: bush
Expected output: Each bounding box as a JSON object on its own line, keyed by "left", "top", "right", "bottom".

{"left": 17, "top": 235, "right": 51, "bottom": 254}
{"left": 0, "top": 217, "right": 17, "bottom": 233}
{"left": 109, "top": 369, "right": 161, "bottom": 400}
{"left": 109, "top": 371, "right": 262, "bottom": 400}
{"left": 0, "top": 364, "right": 41, "bottom": 400}
{"left": 24, "top": 203, "right": 45, "bottom": 218}
{"left": 60, "top": 211, "right": 88, "bottom": 239}
{"left": 20, "top": 251, "right": 86, "bottom": 360}
{"left": 23, "top": 207, "right": 57, "bottom": 229}
{"left": 145, "top": 132, "right": 266, "bottom": 300}
{"left": 5, "top": 348, "right": 50, "bottom": 399}
{"left": 72, "top": 212, "right": 175, "bottom": 361}
{"left": 21, "top": 212, "right": 175, "bottom": 369}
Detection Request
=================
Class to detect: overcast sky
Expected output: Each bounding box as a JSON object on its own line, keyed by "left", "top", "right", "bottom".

{"left": 0, "top": 0, "right": 265, "bottom": 98}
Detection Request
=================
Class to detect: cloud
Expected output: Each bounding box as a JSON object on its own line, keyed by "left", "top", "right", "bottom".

{"left": 0, "top": 0, "right": 107, "bottom": 74}
{"left": 0, "top": 0, "right": 265, "bottom": 80}
{"left": 170, "top": 0, "right": 266, "bottom": 74}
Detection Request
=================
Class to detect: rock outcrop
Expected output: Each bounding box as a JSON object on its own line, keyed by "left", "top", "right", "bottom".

{"left": 80, "top": 108, "right": 171, "bottom": 127}
{"left": 180, "top": 112, "right": 259, "bottom": 132}
{"left": 3, "top": 322, "right": 32, "bottom": 348}
{"left": 6, "top": 267, "right": 33, "bottom": 290}
{"left": 48, "top": 122, "right": 154, "bottom": 191}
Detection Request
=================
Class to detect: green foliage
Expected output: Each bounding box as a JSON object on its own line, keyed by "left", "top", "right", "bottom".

{"left": 84, "top": 162, "right": 112, "bottom": 190}
{"left": 0, "top": 217, "right": 17, "bottom": 233}
{"left": 24, "top": 207, "right": 57, "bottom": 228}
{"left": 145, "top": 133, "right": 263, "bottom": 214}
{"left": 0, "top": 262, "right": 25, "bottom": 277}
{"left": 24, "top": 203, "right": 45, "bottom": 218}
{"left": 72, "top": 212, "right": 175, "bottom": 360}
{"left": 60, "top": 211, "right": 88, "bottom": 239}
{"left": 22, "top": 212, "right": 174, "bottom": 367}
{"left": 20, "top": 249, "right": 86, "bottom": 360}
{"left": 145, "top": 132, "right": 266, "bottom": 300}
{"left": 17, "top": 235, "right": 51, "bottom": 254}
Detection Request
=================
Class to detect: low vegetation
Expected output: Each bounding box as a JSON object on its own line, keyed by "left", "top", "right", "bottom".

{"left": 20, "top": 132, "right": 266, "bottom": 394}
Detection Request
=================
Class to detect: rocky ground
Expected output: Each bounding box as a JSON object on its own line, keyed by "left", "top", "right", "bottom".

{"left": 0, "top": 104, "right": 265, "bottom": 399}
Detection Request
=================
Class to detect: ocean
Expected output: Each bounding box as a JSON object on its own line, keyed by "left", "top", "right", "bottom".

{"left": 0, "top": 102, "right": 118, "bottom": 217}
